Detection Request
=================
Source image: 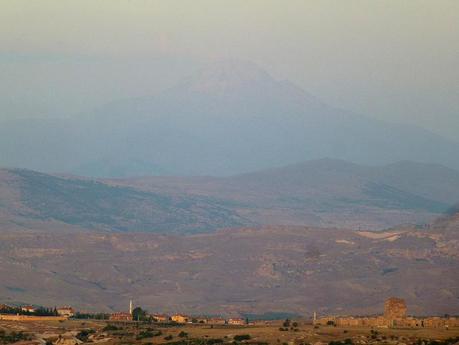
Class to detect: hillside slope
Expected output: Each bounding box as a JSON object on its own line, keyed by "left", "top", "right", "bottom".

{"left": 0, "top": 169, "right": 247, "bottom": 233}
{"left": 1, "top": 160, "right": 459, "bottom": 232}
{"left": 112, "top": 159, "right": 459, "bottom": 230}
{"left": 1, "top": 170, "right": 457, "bottom": 315}
{"left": 0, "top": 222, "right": 457, "bottom": 316}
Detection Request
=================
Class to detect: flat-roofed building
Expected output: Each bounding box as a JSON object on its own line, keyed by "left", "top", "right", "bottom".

{"left": 153, "top": 314, "right": 170, "bottom": 322}
{"left": 208, "top": 317, "right": 226, "bottom": 325}
{"left": 110, "top": 312, "right": 132, "bottom": 321}
{"left": 57, "top": 306, "right": 75, "bottom": 318}
{"left": 228, "top": 318, "right": 245, "bottom": 325}
{"left": 21, "top": 305, "right": 36, "bottom": 313}
{"left": 171, "top": 314, "right": 189, "bottom": 323}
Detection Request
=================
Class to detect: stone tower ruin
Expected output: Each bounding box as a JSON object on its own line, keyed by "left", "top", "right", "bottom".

{"left": 384, "top": 297, "right": 407, "bottom": 320}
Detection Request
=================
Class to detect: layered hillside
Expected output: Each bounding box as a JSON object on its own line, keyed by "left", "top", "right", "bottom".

{"left": 1, "top": 166, "right": 457, "bottom": 315}
{"left": 0, "top": 168, "right": 247, "bottom": 233}
{"left": 112, "top": 159, "right": 459, "bottom": 230}
{"left": 1, "top": 159, "right": 459, "bottom": 232}
{"left": 0, "top": 221, "right": 457, "bottom": 316}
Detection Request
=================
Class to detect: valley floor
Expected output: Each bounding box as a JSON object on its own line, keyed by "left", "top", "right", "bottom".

{"left": 1, "top": 320, "right": 459, "bottom": 345}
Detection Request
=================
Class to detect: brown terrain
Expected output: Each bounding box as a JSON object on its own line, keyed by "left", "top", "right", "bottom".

{"left": 0, "top": 163, "right": 458, "bottom": 317}
{"left": 1, "top": 319, "right": 458, "bottom": 345}
{"left": 0, "top": 211, "right": 458, "bottom": 316}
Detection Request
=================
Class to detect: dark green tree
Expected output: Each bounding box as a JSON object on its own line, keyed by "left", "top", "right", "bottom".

{"left": 132, "top": 307, "right": 148, "bottom": 321}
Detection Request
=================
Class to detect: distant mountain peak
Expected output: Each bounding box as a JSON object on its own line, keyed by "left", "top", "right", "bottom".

{"left": 168, "top": 58, "right": 320, "bottom": 110}
{"left": 182, "top": 59, "right": 276, "bottom": 94}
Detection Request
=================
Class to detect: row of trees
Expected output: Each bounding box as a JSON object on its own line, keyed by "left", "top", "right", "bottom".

{"left": 0, "top": 306, "right": 59, "bottom": 316}
{"left": 73, "top": 312, "right": 110, "bottom": 320}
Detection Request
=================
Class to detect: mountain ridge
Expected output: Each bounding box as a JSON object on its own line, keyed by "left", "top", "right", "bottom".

{"left": 1, "top": 60, "right": 459, "bottom": 177}
{"left": 1, "top": 158, "right": 459, "bottom": 233}
{"left": 1, "top": 160, "right": 458, "bottom": 315}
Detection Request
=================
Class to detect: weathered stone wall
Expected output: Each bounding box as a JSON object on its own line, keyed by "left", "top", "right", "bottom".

{"left": 0, "top": 314, "right": 67, "bottom": 321}
{"left": 315, "top": 315, "right": 458, "bottom": 329}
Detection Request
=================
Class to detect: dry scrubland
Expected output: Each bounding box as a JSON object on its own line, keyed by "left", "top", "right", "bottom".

{"left": 1, "top": 320, "right": 459, "bottom": 345}
{"left": 1, "top": 222, "right": 458, "bottom": 315}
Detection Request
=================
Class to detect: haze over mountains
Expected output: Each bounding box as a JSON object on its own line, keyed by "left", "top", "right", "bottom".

{"left": 1, "top": 59, "right": 458, "bottom": 317}
{"left": 1, "top": 60, "right": 459, "bottom": 177}
{"left": 1, "top": 159, "right": 459, "bottom": 232}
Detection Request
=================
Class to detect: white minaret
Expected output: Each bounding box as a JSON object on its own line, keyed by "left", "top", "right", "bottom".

{"left": 313, "top": 311, "right": 317, "bottom": 323}
{"left": 129, "top": 300, "right": 133, "bottom": 315}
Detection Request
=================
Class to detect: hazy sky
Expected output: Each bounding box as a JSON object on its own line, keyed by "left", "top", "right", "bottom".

{"left": 1, "top": 0, "right": 458, "bottom": 140}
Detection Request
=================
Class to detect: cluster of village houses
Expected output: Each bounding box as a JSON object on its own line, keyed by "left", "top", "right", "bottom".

{"left": 314, "top": 298, "right": 459, "bottom": 329}
{"left": 0, "top": 304, "right": 75, "bottom": 321}
{"left": 108, "top": 299, "right": 246, "bottom": 324}
{"left": 26, "top": 305, "right": 75, "bottom": 318}
{"left": 110, "top": 311, "right": 245, "bottom": 325}
{"left": 0, "top": 302, "right": 245, "bottom": 325}
{"left": 1, "top": 298, "right": 458, "bottom": 329}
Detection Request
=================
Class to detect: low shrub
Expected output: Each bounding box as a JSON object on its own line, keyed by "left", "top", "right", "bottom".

{"left": 103, "top": 324, "right": 120, "bottom": 331}
{"left": 234, "top": 334, "right": 251, "bottom": 341}
{"left": 329, "top": 339, "right": 353, "bottom": 345}
{"left": 137, "top": 331, "right": 155, "bottom": 340}
{"left": 0, "top": 331, "right": 31, "bottom": 344}
{"left": 75, "top": 329, "right": 95, "bottom": 342}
